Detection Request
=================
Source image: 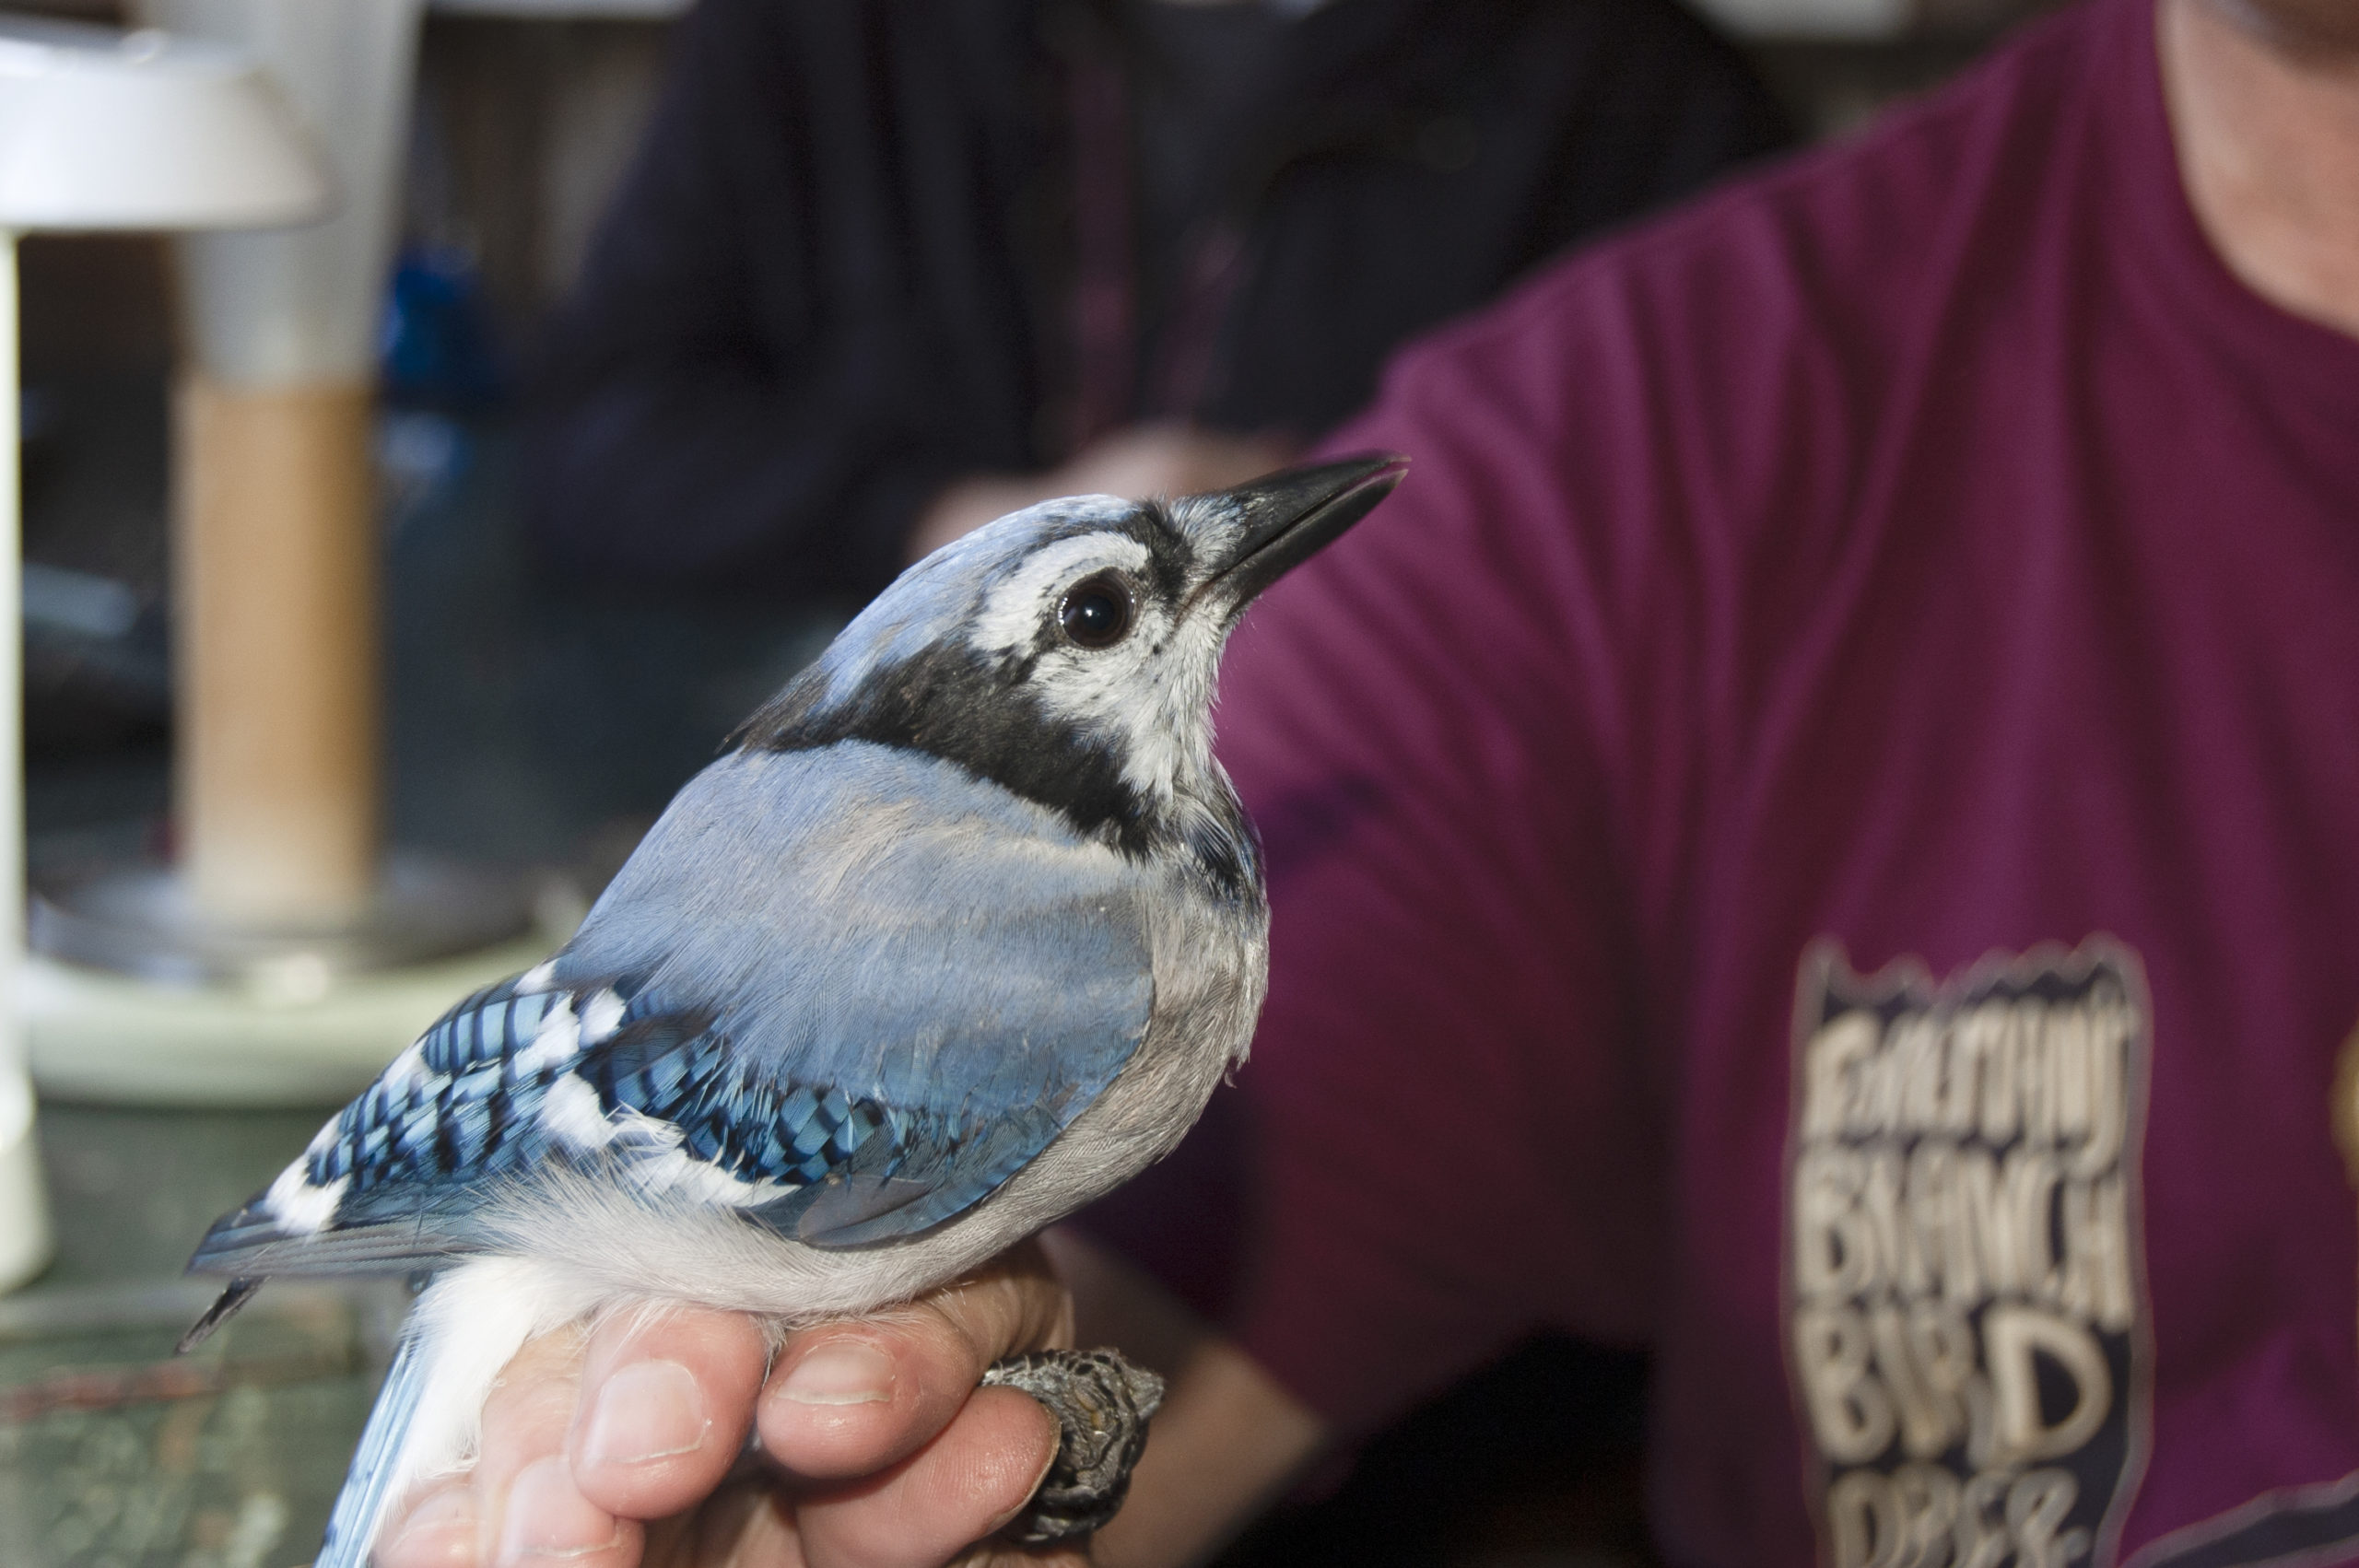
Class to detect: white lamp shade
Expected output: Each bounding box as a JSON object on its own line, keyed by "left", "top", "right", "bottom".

{"left": 0, "top": 18, "right": 328, "bottom": 233}
{"left": 138, "top": 0, "right": 420, "bottom": 386}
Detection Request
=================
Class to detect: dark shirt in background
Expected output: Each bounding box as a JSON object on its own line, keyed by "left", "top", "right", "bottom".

{"left": 521, "top": 0, "right": 1790, "bottom": 605}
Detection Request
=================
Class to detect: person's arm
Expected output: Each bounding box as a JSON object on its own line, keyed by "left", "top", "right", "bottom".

{"left": 522, "top": 0, "right": 1300, "bottom": 598}
{"left": 906, "top": 425, "right": 1298, "bottom": 563}
{"left": 1048, "top": 1230, "right": 1327, "bottom": 1568}
{"left": 519, "top": 0, "right": 956, "bottom": 599}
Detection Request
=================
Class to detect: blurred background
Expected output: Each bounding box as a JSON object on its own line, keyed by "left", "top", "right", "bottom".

{"left": 1, "top": 0, "right": 2057, "bottom": 1562}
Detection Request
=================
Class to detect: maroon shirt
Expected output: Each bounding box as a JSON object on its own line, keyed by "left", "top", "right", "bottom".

{"left": 1097, "top": 1, "right": 2359, "bottom": 1563}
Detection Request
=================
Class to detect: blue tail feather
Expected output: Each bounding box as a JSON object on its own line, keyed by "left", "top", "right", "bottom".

{"left": 320, "top": 1317, "right": 432, "bottom": 1568}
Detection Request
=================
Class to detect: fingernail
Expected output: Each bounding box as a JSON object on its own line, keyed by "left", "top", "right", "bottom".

{"left": 382, "top": 1485, "right": 477, "bottom": 1566}
{"left": 778, "top": 1340, "right": 894, "bottom": 1407}
{"left": 981, "top": 1402, "right": 1064, "bottom": 1538}
{"left": 497, "top": 1455, "right": 622, "bottom": 1564}
{"left": 582, "top": 1359, "right": 710, "bottom": 1467}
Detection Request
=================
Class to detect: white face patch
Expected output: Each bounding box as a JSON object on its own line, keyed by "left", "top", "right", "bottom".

{"left": 957, "top": 526, "right": 1234, "bottom": 808}
{"left": 1027, "top": 607, "right": 1225, "bottom": 808}
{"left": 821, "top": 497, "right": 1139, "bottom": 702}
{"left": 966, "top": 532, "right": 1155, "bottom": 659}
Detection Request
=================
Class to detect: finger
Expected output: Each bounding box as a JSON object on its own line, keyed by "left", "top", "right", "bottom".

{"left": 794, "top": 1387, "right": 1059, "bottom": 1568}
{"left": 757, "top": 1244, "right": 1071, "bottom": 1482}
{"left": 376, "top": 1481, "right": 481, "bottom": 1568}
{"left": 374, "top": 1325, "right": 584, "bottom": 1568}
{"left": 469, "top": 1326, "right": 637, "bottom": 1568}
{"left": 569, "top": 1307, "right": 769, "bottom": 1520}
{"left": 641, "top": 1477, "right": 807, "bottom": 1568}
{"left": 495, "top": 1454, "right": 643, "bottom": 1567}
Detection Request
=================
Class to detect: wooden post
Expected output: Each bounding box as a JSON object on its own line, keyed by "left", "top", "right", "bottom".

{"left": 138, "top": 0, "right": 420, "bottom": 928}
{"left": 173, "top": 375, "right": 379, "bottom": 924}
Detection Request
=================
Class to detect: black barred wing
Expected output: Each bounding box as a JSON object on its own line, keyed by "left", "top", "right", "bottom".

{"left": 191, "top": 975, "right": 615, "bottom": 1274}
{"left": 567, "top": 998, "right": 1080, "bottom": 1245}
{"left": 190, "top": 968, "right": 1081, "bottom": 1278}
{"left": 194, "top": 748, "right": 1160, "bottom": 1279}
{"left": 310, "top": 978, "right": 573, "bottom": 1193}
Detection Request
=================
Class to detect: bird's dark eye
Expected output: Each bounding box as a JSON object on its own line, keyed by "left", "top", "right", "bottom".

{"left": 1058, "top": 573, "right": 1135, "bottom": 649}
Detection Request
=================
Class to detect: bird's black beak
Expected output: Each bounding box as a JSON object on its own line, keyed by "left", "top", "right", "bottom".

{"left": 1197, "top": 452, "right": 1409, "bottom": 615}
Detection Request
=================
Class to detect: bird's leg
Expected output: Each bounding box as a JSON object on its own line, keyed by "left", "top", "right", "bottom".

{"left": 980, "top": 1347, "right": 1165, "bottom": 1543}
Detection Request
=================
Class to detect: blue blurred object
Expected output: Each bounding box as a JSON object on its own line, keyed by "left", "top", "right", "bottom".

{"left": 377, "top": 408, "right": 470, "bottom": 542}
{"left": 379, "top": 247, "right": 504, "bottom": 411}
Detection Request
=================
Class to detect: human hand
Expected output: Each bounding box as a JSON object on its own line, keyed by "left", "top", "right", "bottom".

{"left": 1046, "top": 425, "right": 1300, "bottom": 510}
{"left": 373, "top": 1241, "right": 1077, "bottom": 1568}
{"left": 908, "top": 424, "right": 1298, "bottom": 562}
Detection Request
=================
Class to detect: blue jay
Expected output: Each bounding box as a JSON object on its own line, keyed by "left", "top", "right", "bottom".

{"left": 180, "top": 453, "right": 1406, "bottom": 1566}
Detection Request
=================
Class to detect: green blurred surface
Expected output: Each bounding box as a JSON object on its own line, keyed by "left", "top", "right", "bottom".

{"left": 2, "top": 1103, "right": 399, "bottom": 1568}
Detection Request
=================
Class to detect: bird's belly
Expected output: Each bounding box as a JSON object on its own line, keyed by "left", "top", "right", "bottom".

{"left": 475, "top": 1174, "right": 1036, "bottom": 1325}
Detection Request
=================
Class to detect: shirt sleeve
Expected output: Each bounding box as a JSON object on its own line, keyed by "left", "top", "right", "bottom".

{"left": 518, "top": 0, "right": 950, "bottom": 600}
{"left": 1082, "top": 251, "right": 1725, "bottom": 1435}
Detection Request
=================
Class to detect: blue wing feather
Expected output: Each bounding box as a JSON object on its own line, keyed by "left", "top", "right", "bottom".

{"left": 191, "top": 742, "right": 1156, "bottom": 1276}
{"left": 558, "top": 743, "right": 1154, "bottom": 1109}
{"left": 542, "top": 743, "right": 1155, "bottom": 1243}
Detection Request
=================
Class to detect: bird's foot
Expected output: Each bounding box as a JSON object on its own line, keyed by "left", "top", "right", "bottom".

{"left": 980, "top": 1347, "right": 1165, "bottom": 1544}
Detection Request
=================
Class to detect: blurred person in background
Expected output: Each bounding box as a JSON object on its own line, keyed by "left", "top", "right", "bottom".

{"left": 520, "top": 0, "right": 1788, "bottom": 606}
{"left": 383, "top": 0, "right": 2359, "bottom": 1565}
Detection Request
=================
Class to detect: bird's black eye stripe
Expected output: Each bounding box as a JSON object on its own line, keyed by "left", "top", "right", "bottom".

{"left": 1059, "top": 572, "right": 1135, "bottom": 649}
